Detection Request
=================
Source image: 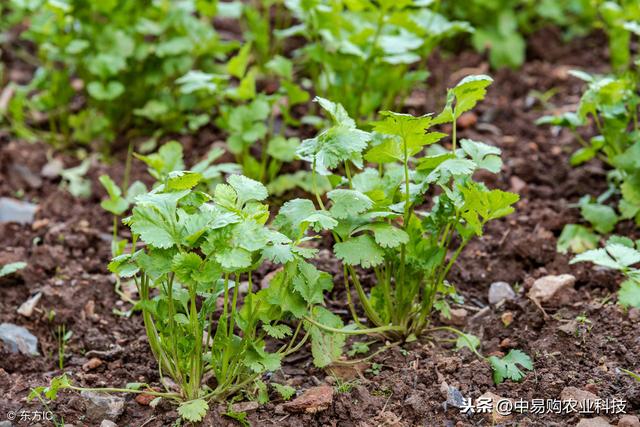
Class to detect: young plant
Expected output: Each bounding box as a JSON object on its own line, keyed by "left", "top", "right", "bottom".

{"left": 7, "top": 0, "right": 231, "bottom": 149}
{"left": 538, "top": 68, "right": 640, "bottom": 246}
{"left": 299, "top": 76, "right": 518, "bottom": 340}
{"left": 55, "top": 325, "right": 72, "bottom": 370}
{"left": 571, "top": 235, "right": 640, "bottom": 308}
{"left": 282, "top": 0, "right": 471, "bottom": 118}
{"left": 295, "top": 79, "right": 531, "bottom": 383}
{"left": 35, "top": 173, "right": 336, "bottom": 422}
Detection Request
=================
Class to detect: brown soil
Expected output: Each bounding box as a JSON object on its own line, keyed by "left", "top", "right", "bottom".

{"left": 1, "top": 29, "right": 638, "bottom": 427}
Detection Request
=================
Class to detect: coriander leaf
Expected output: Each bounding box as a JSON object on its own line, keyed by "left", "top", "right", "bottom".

{"left": 307, "top": 306, "right": 347, "bottom": 368}
{"left": 262, "top": 324, "right": 293, "bottom": 339}
{"left": 166, "top": 171, "right": 203, "bottom": 190}
{"left": 557, "top": 224, "right": 599, "bottom": 254}
{"left": 315, "top": 96, "right": 356, "bottom": 128}
{"left": 334, "top": 235, "right": 385, "bottom": 268}
{"left": 272, "top": 383, "right": 296, "bottom": 401}
{"left": 580, "top": 202, "right": 618, "bottom": 234}
{"left": 228, "top": 175, "right": 268, "bottom": 205}
{"left": 489, "top": 349, "right": 533, "bottom": 384}
{"left": 455, "top": 332, "right": 481, "bottom": 353}
{"left": 178, "top": 399, "right": 209, "bottom": 422}
{"left": 328, "top": 189, "right": 373, "bottom": 219}
{"left": 358, "top": 223, "right": 409, "bottom": 248}
{"left": 460, "top": 139, "right": 503, "bottom": 173}
{"left": 292, "top": 261, "right": 333, "bottom": 305}
{"left": 619, "top": 279, "right": 640, "bottom": 308}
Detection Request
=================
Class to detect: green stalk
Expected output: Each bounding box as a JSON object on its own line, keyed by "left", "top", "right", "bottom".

{"left": 354, "top": 9, "right": 385, "bottom": 118}
{"left": 303, "top": 316, "right": 403, "bottom": 335}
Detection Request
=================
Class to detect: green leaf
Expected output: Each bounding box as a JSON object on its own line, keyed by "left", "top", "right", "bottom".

{"left": 0, "top": 261, "right": 27, "bottom": 277}
{"left": 273, "top": 198, "right": 337, "bottom": 237}
{"left": 262, "top": 323, "right": 293, "bottom": 339}
{"left": 228, "top": 175, "right": 268, "bottom": 205}
{"left": 272, "top": 383, "right": 296, "bottom": 401}
{"left": 216, "top": 247, "right": 252, "bottom": 271}
{"left": 328, "top": 189, "right": 373, "bottom": 219}
{"left": 572, "top": 243, "right": 640, "bottom": 270}
{"left": 581, "top": 202, "right": 618, "bottom": 234}
{"left": 267, "top": 136, "right": 299, "bottom": 162}
{"left": 245, "top": 342, "right": 282, "bottom": 372}
{"left": 460, "top": 139, "right": 503, "bottom": 173}
{"left": 315, "top": 97, "right": 356, "bottom": 128}
{"left": 334, "top": 235, "right": 385, "bottom": 268}
{"left": 436, "top": 74, "right": 493, "bottom": 123}
{"left": 618, "top": 280, "right": 640, "bottom": 308}
{"left": 455, "top": 332, "right": 481, "bottom": 353}
{"left": 359, "top": 223, "right": 409, "bottom": 248}
{"left": 557, "top": 224, "right": 599, "bottom": 254}
{"left": 172, "top": 252, "right": 203, "bottom": 285}
{"left": 292, "top": 261, "right": 333, "bottom": 305}
{"left": 489, "top": 349, "right": 533, "bottom": 384}
{"left": 166, "top": 171, "right": 203, "bottom": 190}
{"left": 178, "top": 399, "right": 209, "bottom": 422}
{"left": 87, "top": 81, "right": 124, "bottom": 101}
{"left": 307, "top": 306, "right": 347, "bottom": 368}
{"left": 227, "top": 42, "right": 253, "bottom": 78}
{"left": 135, "top": 141, "right": 185, "bottom": 180}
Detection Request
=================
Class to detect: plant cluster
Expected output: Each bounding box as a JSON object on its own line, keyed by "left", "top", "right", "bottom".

{"left": 538, "top": 10, "right": 640, "bottom": 308}
{"left": 4, "top": 0, "right": 231, "bottom": 148}
{"left": 294, "top": 77, "right": 525, "bottom": 375}
{"left": 282, "top": 0, "right": 471, "bottom": 118}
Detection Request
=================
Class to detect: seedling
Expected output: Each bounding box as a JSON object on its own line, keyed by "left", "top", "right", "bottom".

{"left": 55, "top": 325, "right": 72, "bottom": 370}
{"left": 571, "top": 236, "right": 640, "bottom": 308}
{"left": 33, "top": 173, "right": 336, "bottom": 421}
{"left": 297, "top": 77, "right": 532, "bottom": 384}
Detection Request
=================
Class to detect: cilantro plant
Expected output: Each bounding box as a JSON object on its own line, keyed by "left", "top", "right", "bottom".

{"left": 298, "top": 76, "right": 519, "bottom": 342}
{"left": 36, "top": 173, "right": 336, "bottom": 421}
{"left": 7, "top": 0, "right": 231, "bottom": 149}
{"left": 282, "top": 0, "right": 471, "bottom": 118}
{"left": 538, "top": 69, "right": 640, "bottom": 246}
{"left": 571, "top": 236, "right": 640, "bottom": 308}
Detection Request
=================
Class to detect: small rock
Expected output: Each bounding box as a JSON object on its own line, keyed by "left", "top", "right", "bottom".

{"left": 560, "top": 386, "right": 599, "bottom": 407}
{"left": 41, "top": 158, "right": 64, "bottom": 178}
{"left": 82, "top": 357, "right": 103, "bottom": 371}
{"left": 457, "top": 112, "right": 478, "bottom": 128}
{"left": 441, "top": 383, "right": 465, "bottom": 409}
{"left": 478, "top": 391, "right": 512, "bottom": 424}
{"left": 628, "top": 308, "right": 640, "bottom": 321}
{"left": 0, "top": 198, "right": 38, "bottom": 224}
{"left": 509, "top": 176, "right": 527, "bottom": 193}
{"left": 440, "top": 308, "right": 468, "bottom": 326}
{"left": 80, "top": 391, "right": 124, "bottom": 422}
{"left": 135, "top": 393, "right": 156, "bottom": 406}
{"left": 17, "top": 292, "right": 42, "bottom": 317}
{"left": 10, "top": 164, "right": 43, "bottom": 189}
{"left": 231, "top": 401, "right": 260, "bottom": 413}
{"left": 100, "top": 421, "right": 118, "bottom": 427}
{"left": 0, "top": 322, "right": 39, "bottom": 355}
{"left": 528, "top": 274, "right": 576, "bottom": 304}
{"left": 619, "top": 415, "right": 640, "bottom": 427}
{"left": 283, "top": 385, "right": 333, "bottom": 414}
{"left": 0, "top": 421, "right": 13, "bottom": 427}
{"left": 488, "top": 281, "right": 516, "bottom": 305}
{"left": 576, "top": 417, "right": 612, "bottom": 427}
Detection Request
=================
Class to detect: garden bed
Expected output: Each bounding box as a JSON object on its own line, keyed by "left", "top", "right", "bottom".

{"left": 1, "top": 29, "right": 639, "bottom": 426}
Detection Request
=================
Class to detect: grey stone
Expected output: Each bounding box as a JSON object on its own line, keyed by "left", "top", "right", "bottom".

{"left": 17, "top": 292, "right": 42, "bottom": 317}
{"left": 444, "top": 386, "right": 465, "bottom": 409}
{"left": 0, "top": 198, "right": 37, "bottom": 224}
{"left": 0, "top": 421, "right": 13, "bottom": 427}
{"left": 80, "top": 391, "right": 125, "bottom": 422}
{"left": 100, "top": 421, "right": 118, "bottom": 427}
{"left": 0, "top": 322, "right": 39, "bottom": 355}
{"left": 41, "top": 158, "right": 64, "bottom": 178}
{"left": 488, "top": 281, "right": 516, "bottom": 304}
